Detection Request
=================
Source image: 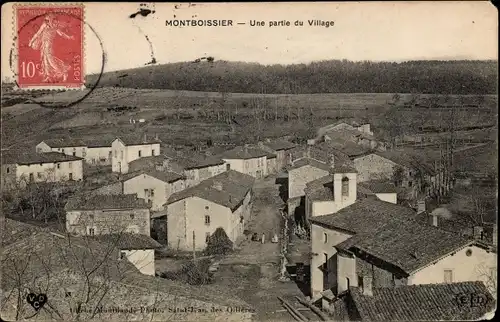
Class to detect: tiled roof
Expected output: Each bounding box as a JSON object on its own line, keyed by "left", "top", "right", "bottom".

{"left": 116, "top": 135, "right": 161, "bottom": 146}
{"left": 174, "top": 153, "right": 226, "bottom": 169}
{"left": 166, "top": 170, "right": 254, "bottom": 211}
{"left": 261, "top": 139, "right": 296, "bottom": 151}
{"left": 219, "top": 146, "right": 269, "bottom": 159}
{"left": 65, "top": 194, "right": 149, "bottom": 211}
{"left": 290, "top": 144, "right": 352, "bottom": 166}
{"left": 325, "top": 140, "right": 372, "bottom": 158}
{"left": 359, "top": 179, "right": 397, "bottom": 193}
{"left": 42, "top": 138, "right": 87, "bottom": 148}
{"left": 338, "top": 220, "right": 473, "bottom": 274}
{"left": 2, "top": 151, "right": 83, "bottom": 165}
{"left": 122, "top": 169, "right": 185, "bottom": 183}
{"left": 287, "top": 157, "right": 331, "bottom": 172}
{"left": 90, "top": 233, "right": 162, "bottom": 250}
{"left": 349, "top": 281, "right": 495, "bottom": 321}
{"left": 375, "top": 150, "right": 437, "bottom": 175}
{"left": 309, "top": 197, "right": 416, "bottom": 234}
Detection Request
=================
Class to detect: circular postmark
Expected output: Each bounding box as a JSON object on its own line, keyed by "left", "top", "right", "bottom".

{"left": 9, "top": 7, "right": 105, "bottom": 109}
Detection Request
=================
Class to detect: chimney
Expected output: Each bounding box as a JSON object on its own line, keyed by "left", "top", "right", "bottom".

{"left": 212, "top": 181, "right": 223, "bottom": 191}
{"left": 362, "top": 276, "right": 373, "bottom": 296}
{"left": 329, "top": 154, "right": 335, "bottom": 168}
{"left": 473, "top": 226, "right": 484, "bottom": 240}
{"left": 429, "top": 213, "right": 438, "bottom": 227}
{"left": 142, "top": 133, "right": 147, "bottom": 143}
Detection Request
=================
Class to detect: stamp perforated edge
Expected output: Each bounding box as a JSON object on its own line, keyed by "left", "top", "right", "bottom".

{"left": 11, "top": 2, "right": 87, "bottom": 92}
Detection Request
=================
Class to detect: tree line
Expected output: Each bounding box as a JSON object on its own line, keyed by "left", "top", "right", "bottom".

{"left": 92, "top": 59, "right": 498, "bottom": 94}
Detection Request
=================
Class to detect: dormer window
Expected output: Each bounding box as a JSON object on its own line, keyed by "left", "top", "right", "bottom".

{"left": 342, "top": 177, "right": 349, "bottom": 197}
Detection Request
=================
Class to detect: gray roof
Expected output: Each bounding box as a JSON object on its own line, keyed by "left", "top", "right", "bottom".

{"left": 116, "top": 135, "right": 161, "bottom": 146}
{"left": 219, "top": 146, "right": 269, "bottom": 160}
{"left": 260, "top": 139, "right": 296, "bottom": 151}
{"left": 358, "top": 179, "right": 397, "bottom": 193}
{"left": 166, "top": 170, "right": 254, "bottom": 211}
{"left": 65, "top": 194, "right": 149, "bottom": 211}
{"left": 122, "top": 169, "right": 185, "bottom": 183}
{"left": 90, "top": 233, "right": 162, "bottom": 250}
{"left": 287, "top": 157, "right": 331, "bottom": 172}
{"left": 349, "top": 281, "right": 495, "bottom": 321}
{"left": 42, "top": 138, "right": 87, "bottom": 148}
{"left": 2, "top": 151, "right": 83, "bottom": 165}
{"left": 374, "top": 150, "right": 437, "bottom": 175}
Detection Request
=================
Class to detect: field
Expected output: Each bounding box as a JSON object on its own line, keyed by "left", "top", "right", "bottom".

{"left": 1, "top": 86, "right": 497, "bottom": 152}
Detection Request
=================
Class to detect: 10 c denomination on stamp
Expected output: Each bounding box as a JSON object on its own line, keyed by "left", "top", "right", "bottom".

{"left": 14, "top": 4, "right": 85, "bottom": 90}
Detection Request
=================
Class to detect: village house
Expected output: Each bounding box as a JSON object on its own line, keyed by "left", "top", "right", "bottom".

{"left": 309, "top": 196, "right": 497, "bottom": 304}
{"left": 163, "top": 170, "right": 255, "bottom": 251}
{"left": 330, "top": 281, "right": 495, "bottom": 321}
{"left": 36, "top": 138, "right": 113, "bottom": 165}
{"left": 257, "top": 138, "right": 296, "bottom": 171}
{"left": 1, "top": 219, "right": 254, "bottom": 321}
{"left": 353, "top": 150, "right": 447, "bottom": 201}
{"left": 65, "top": 194, "right": 151, "bottom": 236}
{"left": 128, "top": 152, "right": 227, "bottom": 188}
{"left": 111, "top": 134, "right": 161, "bottom": 174}
{"left": 219, "top": 145, "right": 269, "bottom": 179}
{"left": 122, "top": 170, "right": 186, "bottom": 211}
{"left": 1, "top": 151, "right": 83, "bottom": 188}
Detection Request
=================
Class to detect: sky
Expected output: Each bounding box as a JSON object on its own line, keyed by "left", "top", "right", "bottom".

{"left": 1, "top": 1, "right": 498, "bottom": 81}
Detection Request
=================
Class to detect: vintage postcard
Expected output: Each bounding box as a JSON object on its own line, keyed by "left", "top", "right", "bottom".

{"left": 1, "top": 2, "right": 497, "bottom": 321}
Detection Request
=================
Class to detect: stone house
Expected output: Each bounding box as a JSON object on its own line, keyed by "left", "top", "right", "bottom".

{"left": 353, "top": 150, "right": 447, "bottom": 201}
{"left": 128, "top": 153, "right": 227, "bottom": 188}
{"left": 1, "top": 151, "right": 83, "bottom": 189}
{"left": 111, "top": 134, "right": 161, "bottom": 174}
{"left": 36, "top": 138, "right": 113, "bottom": 165}
{"left": 1, "top": 221, "right": 254, "bottom": 321}
{"left": 65, "top": 194, "right": 151, "bottom": 236}
{"left": 309, "top": 197, "right": 497, "bottom": 303}
{"left": 122, "top": 170, "right": 186, "bottom": 211}
{"left": 164, "top": 170, "right": 254, "bottom": 251}
{"left": 219, "top": 145, "right": 268, "bottom": 179}
{"left": 257, "top": 138, "right": 296, "bottom": 171}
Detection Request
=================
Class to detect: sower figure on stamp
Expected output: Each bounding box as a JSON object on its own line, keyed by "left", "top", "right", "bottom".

{"left": 28, "top": 13, "right": 74, "bottom": 82}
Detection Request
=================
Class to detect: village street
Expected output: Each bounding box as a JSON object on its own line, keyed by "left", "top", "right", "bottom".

{"left": 213, "top": 173, "right": 314, "bottom": 321}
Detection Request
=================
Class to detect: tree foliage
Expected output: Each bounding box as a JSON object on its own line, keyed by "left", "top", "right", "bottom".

{"left": 91, "top": 60, "right": 497, "bottom": 94}
{"left": 204, "top": 227, "right": 233, "bottom": 256}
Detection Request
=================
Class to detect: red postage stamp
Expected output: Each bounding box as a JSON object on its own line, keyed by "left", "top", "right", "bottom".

{"left": 15, "top": 4, "right": 84, "bottom": 89}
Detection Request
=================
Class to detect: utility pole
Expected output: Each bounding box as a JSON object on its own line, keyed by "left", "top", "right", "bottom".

{"left": 192, "top": 231, "right": 196, "bottom": 260}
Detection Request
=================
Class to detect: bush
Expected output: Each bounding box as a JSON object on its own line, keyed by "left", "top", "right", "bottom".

{"left": 204, "top": 227, "right": 233, "bottom": 256}
{"left": 159, "top": 258, "right": 214, "bottom": 285}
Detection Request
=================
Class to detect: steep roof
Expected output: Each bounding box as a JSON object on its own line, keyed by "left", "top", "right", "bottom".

{"left": 358, "top": 179, "right": 397, "bottom": 193}
{"left": 337, "top": 220, "right": 473, "bottom": 275}
{"left": 65, "top": 194, "right": 149, "bottom": 211}
{"left": 219, "top": 146, "right": 269, "bottom": 160}
{"left": 2, "top": 151, "right": 83, "bottom": 165}
{"left": 260, "top": 139, "right": 296, "bottom": 151}
{"left": 166, "top": 170, "right": 255, "bottom": 211}
{"left": 287, "top": 157, "right": 331, "bottom": 172}
{"left": 116, "top": 135, "right": 161, "bottom": 146}
{"left": 122, "top": 169, "right": 185, "bottom": 184}
{"left": 349, "top": 281, "right": 495, "bottom": 321}
{"left": 90, "top": 233, "right": 162, "bottom": 250}
{"left": 42, "top": 138, "right": 87, "bottom": 148}
{"left": 309, "top": 197, "right": 416, "bottom": 234}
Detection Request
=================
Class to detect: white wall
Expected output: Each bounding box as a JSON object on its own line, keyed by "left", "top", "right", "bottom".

{"left": 86, "top": 146, "right": 113, "bottom": 165}
{"left": 112, "top": 139, "right": 160, "bottom": 174}
{"left": 222, "top": 157, "right": 266, "bottom": 178}
{"left": 409, "top": 245, "right": 497, "bottom": 296}
{"left": 123, "top": 249, "right": 155, "bottom": 276}
{"left": 16, "top": 160, "right": 83, "bottom": 183}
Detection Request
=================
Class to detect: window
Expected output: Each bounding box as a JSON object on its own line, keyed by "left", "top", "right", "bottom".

{"left": 130, "top": 214, "right": 135, "bottom": 220}
{"left": 114, "top": 150, "right": 117, "bottom": 158}
{"left": 226, "top": 164, "right": 231, "bottom": 170}
{"left": 205, "top": 206, "right": 209, "bottom": 210}
{"left": 144, "top": 189, "right": 149, "bottom": 197}
{"left": 56, "top": 163, "right": 61, "bottom": 169}
{"left": 87, "top": 227, "right": 96, "bottom": 236}
{"left": 37, "top": 172, "right": 42, "bottom": 179}
{"left": 62, "top": 149, "right": 65, "bottom": 153}
{"left": 342, "top": 177, "right": 349, "bottom": 197}
{"left": 150, "top": 189, "right": 155, "bottom": 197}
{"left": 138, "top": 150, "right": 142, "bottom": 157}
{"left": 323, "top": 232, "right": 328, "bottom": 244}
{"left": 89, "top": 214, "right": 94, "bottom": 220}
{"left": 68, "top": 162, "right": 72, "bottom": 169}
{"left": 152, "top": 149, "right": 155, "bottom": 156}
{"left": 409, "top": 181, "right": 413, "bottom": 187}
{"left": 120, "top": 251, "right": 126, "bottom": 260}
{"left": 69, "top": 173, "right": 73, "bottom": 181}
{"left": 73, "top": 152, "right": 76, "bottom": 156}
{"left": 6, "top": 167, "right": 9, "bottom": 174}
{"left": 29, "top": 173, "right": 34, "bottom": 182}
{"left": 444, "top": 269, "right": 453, "bottom": 283}
{"left": 205, "top": 215, "right": 211, "bottom": 225}
{"left": 206, "top": 232, "right": 211, "bottom": 243}
{"left": 323, "top": 253, "right": 329, "bottom": 270}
